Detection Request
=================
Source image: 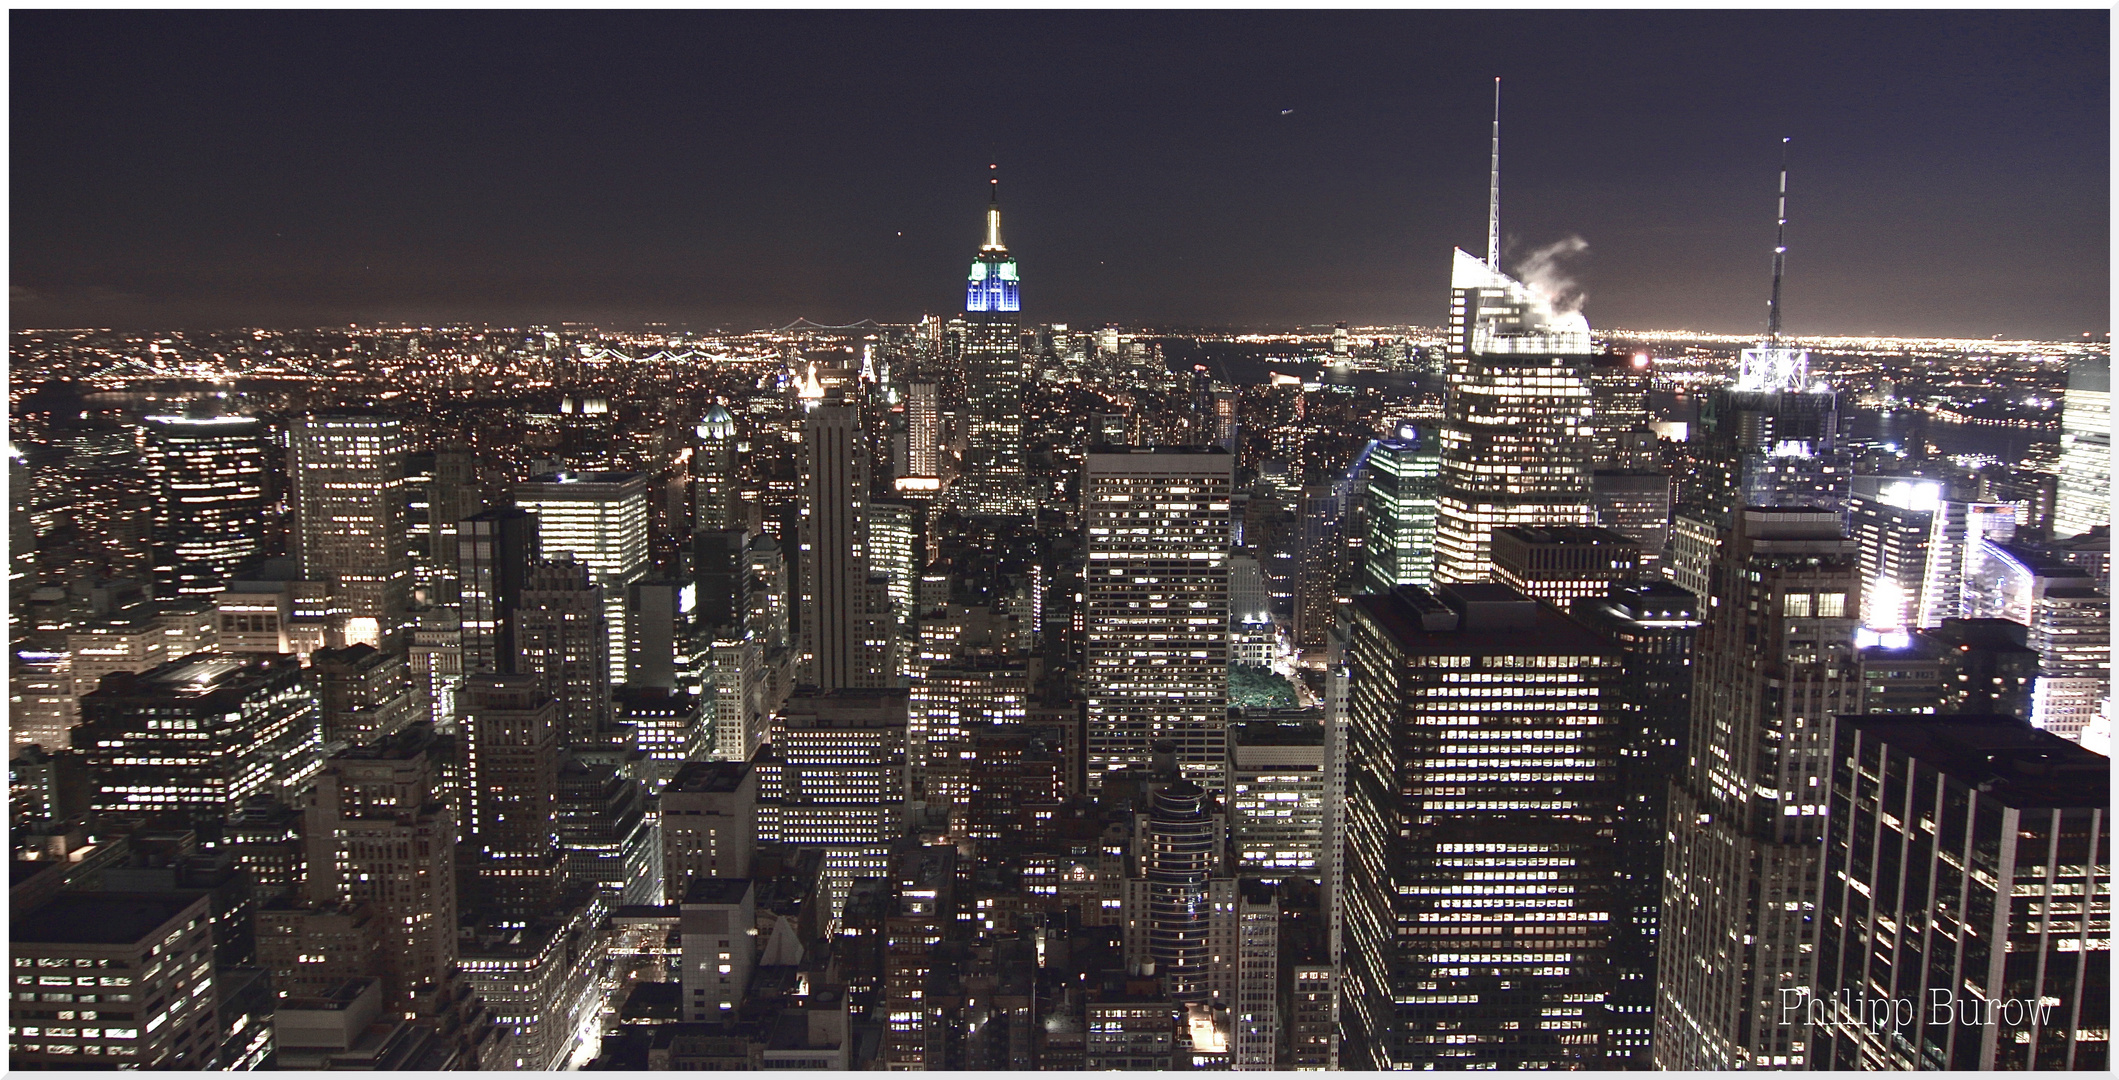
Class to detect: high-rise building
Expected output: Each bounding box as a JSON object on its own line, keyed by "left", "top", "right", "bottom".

{"left": 679, "top": 878, "right": 756, "bottom": 1021}
{"left": 1357, "top": 428, "right": 1440, "bottom": 593}
{"left": 692, "top": 403, "right": 741, "bottom": 532}
{"left": 623, "top": 579, "right": 695, "bottom": 692}
{"left": 613, "top": 685, "right": 705, "bottom": 785}
{"left": 1655, "top": 509, "right": 1863, "bottom": 1069}
{"left": 956, "top": 176, "right": 1033, "bottom": 517}
{"left": 2027, "top": 571, "right": 2110, "bottom": 744}
{"left": 289, "top": 413, "right": 411, "bottom": 646}
{"left": 141, "top": 413, "right": 269, "bottom": 597}
{"left": 515, "top": 471, "right": 648, "bottom": 685}
{"left": 1083, "top": 447, "right": 1234, "bottom": 792}
{"left": 1293, "top": 484, "right": 1346, "bottom": 655}
{"left": 302, "top": 723, "right": 459, "bottom": 1007}
{"left": 1434, "top": 251, "right": 1596, "bottom": 584}
{"left": 1569, "top": 579, "right": 1701, "bottom": 1067}
{"left": 555, "top": 745, "right": 659, "bottom": 905}
{"left": 906, "top": 661, "right": 1028, "bottom": 788}
{"left": 1488, "top": 523, "right": 1641, "bottom": 606}
{"left": 866, "top": 500, "right": 918, "bottom": 623}
{"left": 758, "top": 688, "right": 909, "bottom": 924}
{"left": 1341, "top": 582, "right": 1620, "bottom": 1069}
{"left": 1811, "top": 713, "right": 2108, "bottom": 1071}
{"left": 1232, "top": 879, "right": 1282, "bottom": 1070}
{"left": 661, "top": 759, "right": 757, "bottom": 902}
{"left": 512, "top": 555, "right": 612, "bottom": 743}
{"left": 1134, "top": 780, "right": 1225, "bottom": 1004}
{"left": 1850, "top": 476, "right": 2011, "bottom": 630}
{"left": 1225, "top": 719, "right": 1327, "bottom": 882}
{"left": 458, "top": 674, "right": 564, "bottom": 917}
{"left": 896, "top": 381, "right": 943, "bottom": 495}
{"left": 2053, "top": 351, "right": 2110, "bottom": 539}
{"left": 797, "top": 400, "right": 893, "bottom": 690}
{"left": 1673, "top": 368, "right": 1849, "bottom": 599}
{"left": 313, "top": 643, "right": 418, "bottom": 747}
{"left": 418, "top": 447, "right": 483, "bottom": 606}
{"left": 74, "top": 653, "right": 321, "bottom": 824}
{"left": 1929, "top": 617, "right": 2041, "bottom": 720}
{"left": 457, "top": 506, "right": 538, "bottom": 676}
{"left": 11, "top": 891, "right": 222, "bottom": 1067}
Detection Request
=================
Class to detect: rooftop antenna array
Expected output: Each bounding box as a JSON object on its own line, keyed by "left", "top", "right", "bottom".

{"left": 1766, "top": 137, "right": 1790, "bottom": 347}
{"left": 1486, "top": 77, "right": 1502, "bottom": 274}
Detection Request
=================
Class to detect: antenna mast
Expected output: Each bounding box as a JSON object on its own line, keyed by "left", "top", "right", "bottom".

{"left": 1487, "top": 78, "right": 1502, "bottom": 274}
{"left": 1766, "top": 137, "right": 1789, "bottom": 347}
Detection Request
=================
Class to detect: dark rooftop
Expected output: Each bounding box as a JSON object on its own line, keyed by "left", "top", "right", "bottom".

{"left": 1491, "top": 524, "right": 1639, "bottom": 546}
{"left": 683, "top": 877, "right": 756, "bottom": 906}
{"left": 14, "top": 891, "right": 206, "bottom": 946}
{"left": 1352, "top": 585, "right": 1614, "bottom": 659}
{"left": 1835, "top": 713, "right": 2108, "bottom": 809}
{"left": 667, "top": 760, "right": 752, "bottom": 794}
{"left": 1229, "top": 720, "right": 1324, "bottom": 747}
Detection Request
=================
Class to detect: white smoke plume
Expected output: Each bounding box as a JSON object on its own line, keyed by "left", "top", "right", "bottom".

{"left": 1514, "top": 235, "right": 1590, "bottom": 319}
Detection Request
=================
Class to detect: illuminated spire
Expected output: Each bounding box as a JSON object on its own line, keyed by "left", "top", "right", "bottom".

{"left": 1766, "top": 137, "right": 1790, "bottom": 347}
{"left": 1487, "top": 77, "right": 1501, "bottom": 274}
{"left": 983, "top": 164, "right": 1005, "bottom": 251}
{"left": 966, "top": 165, "right": 1021, "bottom": 314}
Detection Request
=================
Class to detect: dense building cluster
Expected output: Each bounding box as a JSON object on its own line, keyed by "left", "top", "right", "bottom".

{"left": 7, "top": 176, "right": 2109, "bottom": 1072}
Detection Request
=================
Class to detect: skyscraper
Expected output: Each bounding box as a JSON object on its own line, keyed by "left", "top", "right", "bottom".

{"left": 1225, "top": 719, "right": 1328, "bottom": 882}
{"left": 290, "top": 413, "right": 411, "bottom": 646}
{"left": 10, "top": 892, "right": 221, "bottom": 1067}
{"left": 1357, "top": 427, "right": 1440, "bottom": 593}
{"left": 1487, "top": 523, "right": 1641, "bottom": 606}
{"left": 955, "top": 175, "right": 1032, "bottom": 517}
{"left": 303, "top": 723, "right": 460, "bottom": 1008}
{"left": 693, "top": 403, "right": 741, "bottom": 532}
{"left": 1672, "top": 148, "right": 1849, "bottom": 600}
{"left": 1083, "top": 446, "right": 1234, "bottom": 792}
{"left": 1655, "top": 509, "right": 1863, "bottom": 1069}
{"left": 1342, "top": 582, "right": 1620, "bottom": 1069}
{"left": 141, "top": 413, "right": 269, "bottom": 596}
{"left": 457, "top": 506, "right": 539, "bottom": 676}
{"left": 1849, "top": 476, "right": 2012, "bottom": 631}
{"left": 1434, "top": 250, "right": 1596, "bottom": 584}
{"left": 422, "top": 446, "right": 483, "bottom": 604}
{"left": 515, "top": 471, "right": 648, "bottom": 684}
{"left": 1136, "top": 780, "right": 1222, "bottom": 1003}
{"left": 2053, "top": 351, "right": 2110, "bottom": 539}
{"left": 75, "top": 653, "right": 322, "bottom": 824}
{"left": 758, "top": 688, "right": 909, "bottom": 923}
{"left": 1811, "top": 713, "right": 2108, "bottom": 1071}
{"left": 1569, "top": 579, "right": 1701, "bottom": 1067}
{"left": 798, "top": 399, "right": 892, "bottom": 690}
{"left": 512, "top": 555, "right": 613, "bottom": 744}
{"left": 458, "top": 674, "right": 564, "bottom": 917}
{"left": 896, "top": 381, "right": 943, "bottom": 495}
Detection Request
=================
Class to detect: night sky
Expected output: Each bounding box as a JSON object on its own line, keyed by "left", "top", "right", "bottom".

{"left": 11, "top": 10, "right": 2109, "bottom": 338}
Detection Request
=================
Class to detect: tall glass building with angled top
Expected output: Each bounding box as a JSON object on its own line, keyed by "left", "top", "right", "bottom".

{"left": 1433, "top": 250, "right": 1597, "bottom": 585}
{"left": 956, "top": 177, "right": 1034, "bottom": 517}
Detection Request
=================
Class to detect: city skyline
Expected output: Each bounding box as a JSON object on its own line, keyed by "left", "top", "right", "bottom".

{"left": 6, "top": 9, "right": 2108, "bottom": 1074}
{"left": 12, "top": 10, "right": 2109, "bottom": 339}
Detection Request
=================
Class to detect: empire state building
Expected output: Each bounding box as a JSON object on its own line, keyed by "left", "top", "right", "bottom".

{"left": 955, "top": 175, "right": 1034, "bottom": 517}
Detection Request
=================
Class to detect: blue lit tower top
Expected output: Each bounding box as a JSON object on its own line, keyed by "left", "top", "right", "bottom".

{"left": 965, "top": 174, "right": 1020, "bottom": 314}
